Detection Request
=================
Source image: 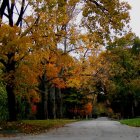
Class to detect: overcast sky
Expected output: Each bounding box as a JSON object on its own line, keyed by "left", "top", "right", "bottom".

{"left": 124, "top": 0, "right": 140, "bottom": 37}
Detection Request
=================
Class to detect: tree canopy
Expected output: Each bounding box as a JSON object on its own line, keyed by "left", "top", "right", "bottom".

{"left": 0, "top": 0, "right": 139, "bottom": 121}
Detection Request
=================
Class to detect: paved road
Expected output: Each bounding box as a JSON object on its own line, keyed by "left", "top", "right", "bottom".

{"left": 0, "top": 117, "right": 140, "bottom": 140}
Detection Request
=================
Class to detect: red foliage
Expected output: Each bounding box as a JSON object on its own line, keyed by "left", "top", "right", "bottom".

{"left": 31, "top": 105, "right": 37, "bottom": 114}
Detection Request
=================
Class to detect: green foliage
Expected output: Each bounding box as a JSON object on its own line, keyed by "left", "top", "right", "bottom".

{"left": 93, "top": 103, "right": 107, "bottom": 117}
{"left": 0, "top": 82, "right": 8, "bottom": 120}
{"left": 132, "top": 37, "right": 140, "bottom": 54}
{"left": 63, "top": 88, "right": 92, "bottom": 118}
{"left": 105, "top": 37, "right": 140, "bottom": 118}
{"left": 16, "top": 95, "right": 30, "bottom": 120}
{"left": 91, "top": 36, "right": 140, "bottom": 119}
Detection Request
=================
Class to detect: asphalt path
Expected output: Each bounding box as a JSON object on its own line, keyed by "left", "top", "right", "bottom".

{"left": 0, "top": 117, "right": 140, "bottom": 140}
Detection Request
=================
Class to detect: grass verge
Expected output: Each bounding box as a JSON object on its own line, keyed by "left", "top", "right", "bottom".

{"left": 0, "top": 119, "right": 77, "bottom": 136}
{"left": 120, "top": 118, "right": 140, "bottom": 127}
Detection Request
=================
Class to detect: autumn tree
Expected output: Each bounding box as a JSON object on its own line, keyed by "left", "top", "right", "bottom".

{"left": 0, "top": 0, "right": 42, "bottom": 121}
{"left": 35, "top": 0, "right": 81, "bottom": 119}
{"left": 82, "top": 0, "right": 130, "bottom": 43}
{"left": 64, "top": 0, "right": 131, "bottom": 108}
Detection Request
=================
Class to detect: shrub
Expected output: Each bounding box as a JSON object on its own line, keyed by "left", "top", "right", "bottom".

{"left": 0, "top": 82, "right": 8, "bottom": 120}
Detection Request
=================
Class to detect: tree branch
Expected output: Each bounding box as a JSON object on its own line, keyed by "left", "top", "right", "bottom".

{"left": 20, "top": 15, "right": 40, "bottom": 37}
{"left": 88, "top": 0, "right": 108, "bottom": 13}
{"left": 16, "top": 0, "right": 25, "bottom": 26}
{"left": 0, "top": 0, "right": 8, "bottom": 19}
{"left": 7, "top": 0, "right": 14, "bottom": 26}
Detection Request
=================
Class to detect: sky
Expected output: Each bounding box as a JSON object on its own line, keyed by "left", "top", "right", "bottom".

{"left": 124, "top": 0, "right": 140, "bottom": 37}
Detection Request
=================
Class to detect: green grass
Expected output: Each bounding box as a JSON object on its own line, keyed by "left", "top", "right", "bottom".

{"left": 0, "top": 119, "right": 77, "bottom": 135}
{"left": 120, "top": 118, "right": 140, "bottom": 127}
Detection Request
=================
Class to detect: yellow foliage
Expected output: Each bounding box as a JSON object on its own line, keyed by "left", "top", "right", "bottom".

{"left": 66, "top": 77, "right": 81, "bottom": 88}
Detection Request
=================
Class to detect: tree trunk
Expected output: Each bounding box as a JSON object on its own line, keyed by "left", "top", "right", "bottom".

{"left": 49, "top": 86, "right": 56, "bottom": 119}
{"left": 59, "top": 89, "right": 63, "bottom": 118}
{"left": 56, "top": 88, "right": 63, "bottom": 118}
{"left": 39, "top": 83, "right": 49, "bottom": 120}
{"left": 37, "top": 70, "right": 49, "bottom": 119}
{"left": 5, "top": 53, "right": 17, "bottom": 121}
{"left": 131, "top": 104, "right": 135, "bottom": 118}
{"left": 44, "top": 88, "right": 48, "bottom": 119}
{"left": 53, "top": 87, "right": 56, "bottom": 119}
{"left": 6, "top": 84, "right": 17, "bottom": 121}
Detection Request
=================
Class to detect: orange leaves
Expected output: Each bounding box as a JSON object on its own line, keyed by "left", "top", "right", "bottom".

{"left": 84, "top": 103, "right": 93, "bottom": 115}
{"left": 65, "top": 58, "right": 92, "bottom": 89}
{"left": 0, "top": 25, "right": 18, "bottom": 53}
{"left": 38, "top": 51, "right": 75, "bottom": 88}
{"left": 0, "top": 24, "right": 32, "bottom": 64}
{"left": 69, "top": 103, "right": 93, "bottom": 117}
{"left": 46, "top": 63, "right": 60, "bottom": 79}
{"left": 29, "top": 89, "right": 41, "bottom": 103}
{"left": 15, "top": 64, "right": 38, "bottom": 92}
{"left": 65, "top": 60, "right": 83, "bottom": 88}
{"left": 52, "top": 78, "right": 66, "bottom": 88}
{"left": 58, "top": 53, "right": 74, "bottom": 67}
{"left": 45, "top": 62, "right": 65, "bottom": 88}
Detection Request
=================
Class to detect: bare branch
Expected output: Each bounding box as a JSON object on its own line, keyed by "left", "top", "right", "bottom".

{"left": 16, "top": 0, "right": 25, "bottom": 26}
{"left": 0, "top": 0, "right": 8, "bottom": 19}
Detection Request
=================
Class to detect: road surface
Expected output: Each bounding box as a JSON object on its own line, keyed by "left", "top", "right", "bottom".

{"left": 0, "top": 117, "right": 140, "bottom": 140}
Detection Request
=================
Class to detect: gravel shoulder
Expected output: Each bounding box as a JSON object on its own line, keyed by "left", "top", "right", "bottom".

{"left": 0, "top": 117, "right": 140, "bottom": 140}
